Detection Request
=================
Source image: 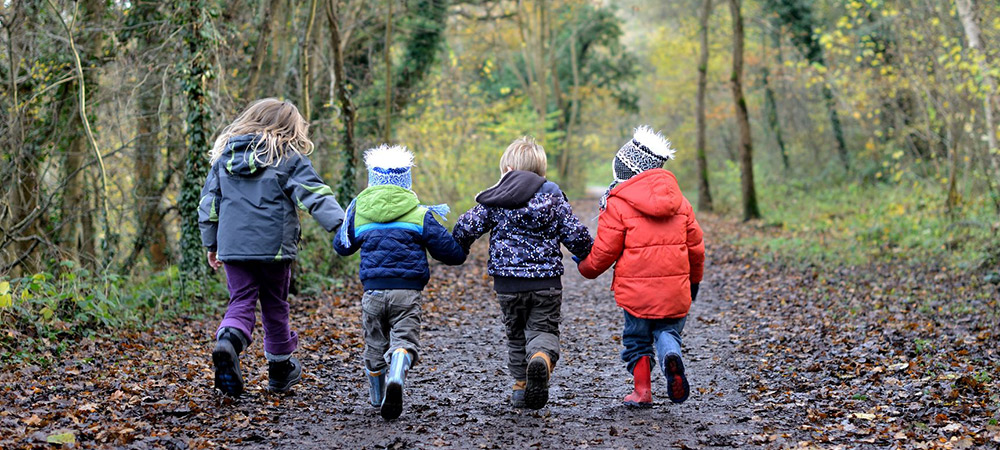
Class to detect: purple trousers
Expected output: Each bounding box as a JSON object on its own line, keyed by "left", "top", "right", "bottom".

{"left": 217, "top": 261, "right": 298, "bottom": 356}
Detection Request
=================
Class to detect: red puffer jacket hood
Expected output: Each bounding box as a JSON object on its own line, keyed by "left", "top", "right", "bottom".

{"left": 610, "top": 169, "right": 683, "bottom": 218}
{"left": 579, "top": 168, "right": 705, "bottom": 319}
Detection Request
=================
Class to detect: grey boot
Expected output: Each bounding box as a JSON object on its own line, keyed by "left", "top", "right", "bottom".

{"left": 267, "top": 357, "right": 302, "bottom": 393}
{"left": 380, "top": 349, "right": 412, "bottom": 420}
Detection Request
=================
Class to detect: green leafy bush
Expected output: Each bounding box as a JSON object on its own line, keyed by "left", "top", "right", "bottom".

{"left": 0, "top": 261, "right": 227, "bottom": 359}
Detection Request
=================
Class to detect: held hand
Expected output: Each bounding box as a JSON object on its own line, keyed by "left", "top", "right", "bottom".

{"left": 690, "top": 282, "right": 700, "bottom": 302}
{"left": 207, "top": 251, "right": 222, "bottom": 271}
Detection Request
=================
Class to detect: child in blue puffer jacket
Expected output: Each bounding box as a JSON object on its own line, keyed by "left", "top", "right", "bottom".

{"left": 334, "top": 144, "right": 466, "bottom": 421}
{"left": 199, "top": 98, "right": 345, "bottom": 397}
{"left": 452, "top": 137, "right": 593, "bottom": 410}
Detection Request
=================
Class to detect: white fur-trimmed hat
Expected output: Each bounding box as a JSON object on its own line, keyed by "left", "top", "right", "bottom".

{"left": 613, "top": 125, "right": 675, "bottom": 183}
{"left": 365, "top": 144, "right": 414, "bottom": 189}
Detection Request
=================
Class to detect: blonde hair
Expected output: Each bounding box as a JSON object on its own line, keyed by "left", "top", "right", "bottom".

{"left": 209, "top": 98, "right": 313, "bottom": 166}
{"left": 499, "top": 136, "right": 547, "bottom": 177}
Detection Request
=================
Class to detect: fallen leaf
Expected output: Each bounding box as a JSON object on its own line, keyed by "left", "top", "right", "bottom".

{"left": 46, "top": 431, "right": 75, "bottom": 445}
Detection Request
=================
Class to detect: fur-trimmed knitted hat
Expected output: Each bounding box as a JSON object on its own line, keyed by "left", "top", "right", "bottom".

{"left": 365, "top": 144, "right": 414, "bottom": 189}
{"left": 612, "top": 125, "right": 675, "bottom": 183}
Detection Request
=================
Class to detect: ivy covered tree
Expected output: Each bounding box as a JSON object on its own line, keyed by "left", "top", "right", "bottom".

{"left": 177, "top": 0, "right": 218, "bottom": 296}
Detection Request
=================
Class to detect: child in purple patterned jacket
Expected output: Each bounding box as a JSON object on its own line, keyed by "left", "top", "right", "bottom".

{"left": 452, "top": 137, "right": 592, "bottom": 410}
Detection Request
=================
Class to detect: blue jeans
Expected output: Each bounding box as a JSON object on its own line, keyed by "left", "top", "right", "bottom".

{"left": 621, "top": 310, "right": 686, "bottom": 376}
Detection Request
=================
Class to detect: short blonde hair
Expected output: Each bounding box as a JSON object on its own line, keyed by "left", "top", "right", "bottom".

{"left": 209, "top": 98, "right": 313, "bottom": 167}
{"left": 499, "top": 136, "right": 547, "bottom": 177}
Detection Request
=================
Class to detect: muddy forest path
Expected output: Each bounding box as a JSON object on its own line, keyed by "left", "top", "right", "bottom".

{"left": 4, "top": 211, "right": 998, "bottom": 449}
{"left": 242, "top": 228, "right": 757, "bottom": 449}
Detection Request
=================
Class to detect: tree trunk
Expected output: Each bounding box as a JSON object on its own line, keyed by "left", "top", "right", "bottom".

{"left": 272, "top": 3, "right": 295, "bottom": 98}
{"left": 244, "top": 0, "right": 281, "bottom": 100}
{"left": 131, "top": 72, "right": 170, "bottom": 269}
{"left": 557, "top": 29, "right": 581, "bottom": 192}
{"left": 822, "top": 84, "right": 850, "bottom": 171}
{"left": 764, "top": 0, "right": 849, "bottom": 172}
{"left": 3, "top": 6, "right": 42, "bottom": 274}
{"left": 728, "top": 0, "right": 760, "bottom": 221}
{"left": 59, "top": 114, "right": 96, "bottom": 266}
{"left": 945, "top": 119, "right": 962, "bottom": 216}
{"left": 301, "top": 0, "right": 319, "bottom": 120}
{"left": 57, "top": 0, "right": 104, "bottom": 269}
{"left": 383, "top": 0, "right": 393, "bottom": 143}
{"left": 695, "top": 0, "right": 714, "bottom": 212}
{"left": 328, "top": 0, "right": 359, "bottom": 201}
{"left": 762, "top": 28, "right": 789, "bottom": 171}
{"left": 179, "top": 0, "right": 214, "bottom": 295}
{"left": 762, "top": 67, "right": 789, "bottom": 171}
{"left": 955, "top": 0, "right": 1000, "bottom": 182}
{"left": 514, "top": 0, "right": 548, "bottom": 140}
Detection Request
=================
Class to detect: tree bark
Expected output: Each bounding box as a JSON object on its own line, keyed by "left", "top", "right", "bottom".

{"left": 131, "top": 68, "right": 170, "bottom": 268}
{"left": 695, "top": 0, "right": 714, "bottom": 212}
{"left": 48, "top": 0, "right": 110, "bottom": 268}
{"left": 557, "top": 29, "right": 581, "bottom": 191}
{"left": 945, "top": 117, "right": 962, "bottom": 215}
{"left": 822, "top": 84, "right": 850, "bottom": 171}
{"left": 244, "top": 0, "right": 282, "bottom": 100}
{"left": 301, "top": 0, "right": 319, "bottom": 120}
{"left": 514, "top": 0, "right": 548, "bottom": 140}
{"left": 383, "top": 0, "right": 393, "bottom": 143}
{"left": 764, "top": 0, "right": 849, "bottom": 172}
{"left": 3, "top": 5, "right": 42, "bottom": 274}
{"left": 179, "top": 0, "right": 214, "bottom": 295}
{"left": 327, "top": 0, "right": 359, "bottom": 201}
{"left": 762, "top": 27, "right": 789, "bottom": 171}
{"left": 955, "top": 0, "right": 999, "bottom": 181}
{"left": 762, "top": 67, "right": 789, "bottom": 171}
{"left": 728, "top": 0, "right": 760, "bottom": 221}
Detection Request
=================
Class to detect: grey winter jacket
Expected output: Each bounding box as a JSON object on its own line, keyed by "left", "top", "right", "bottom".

{"left": 198, "top": 134, "right": 345, "bottom": 262}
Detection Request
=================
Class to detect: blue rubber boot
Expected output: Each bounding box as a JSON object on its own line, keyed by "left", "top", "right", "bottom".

{"left": 380, "top": 349, "right": 412, "bottom": 420}
{"left": 367, "top": 368, "right": 386, "bottom": 407}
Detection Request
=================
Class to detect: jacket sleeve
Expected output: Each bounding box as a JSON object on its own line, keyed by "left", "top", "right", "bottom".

{"left": 577, "top": 200, "right": 625, "bottom": 279}
{"left": 282, "top": 156, "right": 345, "bottom": 233}
{"left": 451, "top": 204, "right": 494, "bottom": 254}
{"left": 683, "top": 198, "right": 705, "bottom": 283}
{"left": 555, "top": 195, "right": 594, "bottom": 259}
{"left": 332, "top": 199, "right": 361, "bottom": 256}
{"left": 422, "top": 212, "right": 467, "bottom": 265}
{"left": 198, "top": 164, "right": 221, "bottom": 251}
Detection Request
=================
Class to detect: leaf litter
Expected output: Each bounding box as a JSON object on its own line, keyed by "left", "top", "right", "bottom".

{"left": 1, "top": 212, "right": 997, "bottom": 448}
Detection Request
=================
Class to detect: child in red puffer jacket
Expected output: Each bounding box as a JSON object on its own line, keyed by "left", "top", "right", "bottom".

{"left": 578, "top": 125, "right": 705, "bottom": 407}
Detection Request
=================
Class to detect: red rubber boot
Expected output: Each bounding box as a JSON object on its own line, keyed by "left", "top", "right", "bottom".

{"left": 623, "top": 356, "right": 653, "bottom": 407}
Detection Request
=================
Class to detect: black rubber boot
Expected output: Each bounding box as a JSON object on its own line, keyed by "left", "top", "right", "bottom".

{"left": 267, "top": 357, "right": 302, "bottom": 393}
{"left": 213, "top": 327, "right": 248, "bottom": 398}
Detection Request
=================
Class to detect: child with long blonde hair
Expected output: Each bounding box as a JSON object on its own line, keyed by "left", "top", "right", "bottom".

{"left": 198, "top": 98, "right": 345, "bottom": 397}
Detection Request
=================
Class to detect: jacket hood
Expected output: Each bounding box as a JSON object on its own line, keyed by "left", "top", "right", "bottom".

{"left": 221, "top": 134, "right": 266, "bottom": 177}
{"left": 609, "top": 169, "right": 683, "bottom": 217}
{"left": 356, "top": 184, "right": 420, "bottom": 223}
{"left": 475, "top": 170, "right": 548, "bottom": 208}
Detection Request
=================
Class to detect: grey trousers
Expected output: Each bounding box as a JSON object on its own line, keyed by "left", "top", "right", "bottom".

{"left": 362, "top": 289, "right": 422, "bottom": 372}
{"left": 497, "top": 288, "right": 562, "bottom": 381}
